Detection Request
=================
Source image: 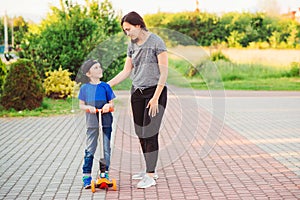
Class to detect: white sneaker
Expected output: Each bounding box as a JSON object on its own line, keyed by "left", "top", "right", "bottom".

{"left": 137, "top": 174, "right": 156, "bottom": 189}
{"left": 132, "top": 172, "right": 159, "bottom": 180}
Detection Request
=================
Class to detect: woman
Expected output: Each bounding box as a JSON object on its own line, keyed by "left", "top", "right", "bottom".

{"left": 108, "top": 11, "right": 168, "bottom": 189}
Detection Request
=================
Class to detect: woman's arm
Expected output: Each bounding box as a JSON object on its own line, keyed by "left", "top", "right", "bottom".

{"left": 147, "top": 51, "right": 168, "bottom": 117}
{"left": 108, "top": 56, "right": 133, "bottom": 87}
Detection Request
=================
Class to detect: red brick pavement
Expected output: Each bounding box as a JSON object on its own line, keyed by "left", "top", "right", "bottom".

{"left": 105, "top": 90, "right": 300, "bottom": 200}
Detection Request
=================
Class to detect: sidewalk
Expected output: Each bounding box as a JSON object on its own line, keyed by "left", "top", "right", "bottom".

{"left": 0, "top": 86, "right": 299, "bottom": 199}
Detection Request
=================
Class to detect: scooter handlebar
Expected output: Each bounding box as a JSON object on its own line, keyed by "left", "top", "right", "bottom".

{"left": 86, "top": 107, "right": 114, "bottom": 113}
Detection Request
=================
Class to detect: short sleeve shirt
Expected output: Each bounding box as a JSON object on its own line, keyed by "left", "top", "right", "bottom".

{"left": 127, "top": 33, "right": 167, "bottom": 88}
{"left": 78, "top": 82, "right": 116, "bottom": 128}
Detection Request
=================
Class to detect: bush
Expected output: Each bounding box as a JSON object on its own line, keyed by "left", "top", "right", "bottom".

{"left": 0, "top": 59, "right": 7, "bottom": 95}
{"left": 43, "top": 67, "right": 76, "bottom": 99}
{"left": 248, "top": 41, "right": 270, "bottom": 49}
{"left": 210, "top": 50, "right": 231, "bottom": 62}
{"left": 289, "top": 62, "right": 300, "bottom": 77}
{"left": 0, "top": 59, "right": 44, "bottom": 111}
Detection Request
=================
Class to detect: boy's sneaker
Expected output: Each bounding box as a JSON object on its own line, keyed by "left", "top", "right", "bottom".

{"left": 137, "top": 174, "right": 156, "bottom": 189}
{"left": 132, "top": 172, "right": 158, "bottom": 180}
{"left": 105, "top": 171, "right": 111, "bottom": 180}
{"left": 82, "top": 176, "right": 92, "bottom": 189}
{"left": 99, "top": 171, "right": 111, "bottom": 180}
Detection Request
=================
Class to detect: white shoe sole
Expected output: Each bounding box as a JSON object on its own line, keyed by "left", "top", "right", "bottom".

{"left": 137, "top": 181, "right": 156, "bottom": 189}
{"left": 132, "top": 173, "right": 159, "bottom": 180}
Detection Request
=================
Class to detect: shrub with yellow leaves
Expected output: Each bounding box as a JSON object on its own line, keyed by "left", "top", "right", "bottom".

{"left": 43, "top": 67, "right": 77, "bottom": 99}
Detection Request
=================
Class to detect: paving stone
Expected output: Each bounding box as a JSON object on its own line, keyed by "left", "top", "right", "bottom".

{"left": 1, "top": 87, "right": 300, "bottom": 199}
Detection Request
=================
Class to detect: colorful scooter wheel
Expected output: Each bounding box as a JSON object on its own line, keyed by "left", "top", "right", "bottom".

{"left": 112, "top": 179, "right": 117, "bottom": 191}
{"left": 91, "top": 180, "right": 96, "bottom": 193}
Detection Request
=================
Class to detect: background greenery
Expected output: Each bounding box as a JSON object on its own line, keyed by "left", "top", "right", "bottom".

{"left": 168, "top": 57, "right": 300, "bottom": 91}
{"left": 144, "top": 11, "right": 300, "bottom": 48}
{"left": 18, "top": 0, "right": 123, "bottom": 80}
{"left": 1, "top": 59, "right": 44, "bottom": 111}
{"left": 0, "top": 0, "right": 300, "bottom": 117}
{"left": 0, "top": 97, "right": 75, "bottom": 117}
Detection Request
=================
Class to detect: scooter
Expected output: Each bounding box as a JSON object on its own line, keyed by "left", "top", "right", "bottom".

{"left": 87, "top": 107, "right": 117, "bottom": 192}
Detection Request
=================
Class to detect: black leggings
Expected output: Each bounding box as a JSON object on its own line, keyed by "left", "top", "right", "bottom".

{"left": 131, "top": 86, "right": 167, "bottom": 173}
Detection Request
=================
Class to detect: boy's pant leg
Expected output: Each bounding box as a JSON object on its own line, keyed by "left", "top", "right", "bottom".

{"left": 82, "top": 128, "right": 99, "bottom": 174}
{"left": 102, "top": 127, "right": 112, "bottom": 171}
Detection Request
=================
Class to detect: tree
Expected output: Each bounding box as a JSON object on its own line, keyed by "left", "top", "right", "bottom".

{"left": 20, "top": 0, "right": 122, "bottom": 79}
{"left": 12, "top": 16, "right": 29, "bottom": 47}
{"left": 0, "top": 17, "right": 4, "bottom": 45}
{"left": 0, "top": 16, "right": 27, "bottom": 48}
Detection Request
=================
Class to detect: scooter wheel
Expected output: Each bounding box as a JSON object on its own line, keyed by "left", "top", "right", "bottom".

{"left": 91, "top": 180, "right": 96, "bottom": 193}
{"left": 112, "top": 179, "right": 117, "bottom": 191}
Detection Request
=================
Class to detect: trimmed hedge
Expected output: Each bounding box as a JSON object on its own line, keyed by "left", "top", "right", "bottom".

{"left": 1, "top": 59, "right": 44, "bottom": 111}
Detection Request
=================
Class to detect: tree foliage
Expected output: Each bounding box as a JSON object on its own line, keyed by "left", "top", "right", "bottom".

{"left": 144, "top": 11, "right": 300, "bottom": 48}
{"left": 20, "top": 0, "right": 122, "bottom": 79}
{"left": 0, "top": 16, "right": 28, "bottom": 47}
{"left": 0, "top": 59, "right": 7, "bottom": 95}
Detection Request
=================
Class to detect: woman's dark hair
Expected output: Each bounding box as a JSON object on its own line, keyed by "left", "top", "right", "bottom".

{"left": 121, "top": 11, "right": 148, "bottom": 34}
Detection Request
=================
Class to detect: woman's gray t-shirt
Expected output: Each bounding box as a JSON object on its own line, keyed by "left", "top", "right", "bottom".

{"left": 127, "top": 33, "right": 167, "bottom": 89}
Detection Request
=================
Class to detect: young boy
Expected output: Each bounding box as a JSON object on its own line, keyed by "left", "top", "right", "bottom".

{"left": 78, "top": 59, "right": 116, "bottom": 189}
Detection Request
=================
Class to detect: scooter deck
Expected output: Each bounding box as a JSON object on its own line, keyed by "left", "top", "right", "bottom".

{"left": 91, "top": 178, "right": 117, "bottom": 192}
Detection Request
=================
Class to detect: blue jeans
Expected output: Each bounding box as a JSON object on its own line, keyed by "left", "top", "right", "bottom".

{"left": 82, "top": 127, "right": 112, "bottom": 174}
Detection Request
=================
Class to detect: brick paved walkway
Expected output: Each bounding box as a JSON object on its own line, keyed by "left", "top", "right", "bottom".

{"left": 0, "top": 86, "right": 299, "bottom": 199}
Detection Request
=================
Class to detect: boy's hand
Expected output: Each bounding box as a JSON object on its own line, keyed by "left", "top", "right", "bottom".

{"left": 102, "top": 103, "right": 111, "bottom": 113}
{"left": 87, "top": 106, "right": 97, "bottom": 113}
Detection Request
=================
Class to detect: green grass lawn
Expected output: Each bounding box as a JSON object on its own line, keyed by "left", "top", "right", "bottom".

{"left": 222, "top": 78, "right": 300, "bottom": 91}
{"left": 168, "top": 58, "right": 300, "bottom": 91}
{"left": 0, "top": 98, "right": 76, "bottom": 117}
{"left": 185, "top": 77, "right": 300, "bottom": 90}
